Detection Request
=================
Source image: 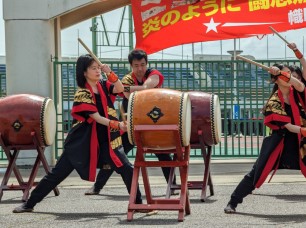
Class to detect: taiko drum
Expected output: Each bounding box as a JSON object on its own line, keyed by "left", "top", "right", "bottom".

{"left": 127, "top": 88, "right": 191, "bottom": 150}
{"left": 188, "top": 91, "right": 221, "bottom": 146}
{"left": 0, "top": 94, "right": 56, "bottom": 146}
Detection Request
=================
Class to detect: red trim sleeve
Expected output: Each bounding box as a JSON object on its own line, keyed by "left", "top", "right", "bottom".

{"left": 71, "top": 113, "right": 85, "bottom": 122}
{"left": 71, "top": 104, "right": 98, "bottom": 122}
{"left": 148, "top": 69, "right": 164, "bottom": 87}
{"left": 264, "top": 114, "right": 291, "bottom": 130}
{"left": 72, "top": 104, "right": 98, "bottom": 113}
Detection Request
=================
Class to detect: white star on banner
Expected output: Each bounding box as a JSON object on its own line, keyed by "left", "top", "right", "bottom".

{"left": 203, "top": 18, "right": 221, "bottom": 33}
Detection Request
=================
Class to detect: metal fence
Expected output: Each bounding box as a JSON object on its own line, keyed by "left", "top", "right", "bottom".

{"left": 0, "top": 72, "right": 6, "bottom": 160}
{"left": 0, "top": 59, "right": 302, "bottom": 161}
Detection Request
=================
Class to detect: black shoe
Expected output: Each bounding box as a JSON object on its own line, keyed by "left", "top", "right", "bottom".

{"left": 224, "top": 204, "right": 236, "bottom": 214}
{"left": 84, "top": 186, "right": 100, "bottom": 195}
{"left": 170, "top": 189, "right": 179, "bottom": 196}
{"left": 13, "top": 203, "right": 34, "bottom": 213}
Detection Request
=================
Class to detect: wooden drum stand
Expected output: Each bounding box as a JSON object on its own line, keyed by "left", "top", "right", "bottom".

{"left": 166, "top": 130, "right": 214, "bottom": 202}
{"left": 127, "top": 125, "right": 191, "bottom": 222}
{"left": 0, "top": 132, "right": 59, "bottom": 202}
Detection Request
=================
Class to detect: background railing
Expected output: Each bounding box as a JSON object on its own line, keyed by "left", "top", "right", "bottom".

{"left": 0, "top": 71, "right": 7, "bottom": 161}
{"left": 0, "top": 59, "right": 302, "bottom": 161}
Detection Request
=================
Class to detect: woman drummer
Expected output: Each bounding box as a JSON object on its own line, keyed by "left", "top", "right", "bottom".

{"left": 224, "top": 63, "right": 306, "bottom": 213}
{"left": 13, "top": 54, "right": 145, "bottom": 213}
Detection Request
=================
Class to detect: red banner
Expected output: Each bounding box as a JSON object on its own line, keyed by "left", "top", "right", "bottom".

{"left": 131, "top": 0, "right": 306, "bottom": 54}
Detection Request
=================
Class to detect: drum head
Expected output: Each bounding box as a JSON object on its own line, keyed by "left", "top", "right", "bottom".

{"left": 212, "top": 94, "right": 222, "bottom": 144}
{"left": 41, "top": 98, "right": 56, "bottom": 146}
{"left": 181, "top": 92, "right": 191, "bottom": 147}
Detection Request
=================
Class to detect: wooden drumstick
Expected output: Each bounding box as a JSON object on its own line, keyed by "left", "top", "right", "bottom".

{"left": 269, "top": 26, "right": 290, "bottom": 45}
{"left": 78, "top": 38, "right": 107, "bottom": 79}
{"left": 236, "top": 55, "right": 270, "bottom": 71}
{"left": 78, "top": 38, "right": 102, "bottom": 65}
{"left": 120, "top": 102, "right": 127, "bottom": 123}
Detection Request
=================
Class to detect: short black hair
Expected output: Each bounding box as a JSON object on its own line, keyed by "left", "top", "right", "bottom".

{"left": 76, "top": 54, "right": 95, "bottom": 88}
{"left": 128, "top": 49, "right": 148, "bottom": 65}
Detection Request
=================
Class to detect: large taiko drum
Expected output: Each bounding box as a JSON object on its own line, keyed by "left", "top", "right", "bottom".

{"left": 0, "top": 94, "right": 56, "bottom": 146}
{"left": 127, "top": 88, "right": 191, "bottom": 150}
{"left": 188, "top": 91, "right": 221, "bottom": 146}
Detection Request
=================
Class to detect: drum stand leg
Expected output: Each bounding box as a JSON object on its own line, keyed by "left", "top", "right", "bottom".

{"left": 0, "top": 132, "right": 59, "bottom": 202}
{"left": 0, "top": 146, "right": 25, "bottom": 201}
{"left": 31, "top": 132, "right": 59, "bottom": 197}
{"left": 167, "top": 130, "right": 214, "bottom": 202}
{"left": 199, "top": 145, "right": 214, "bottom": 201}
{"left": 127, "top": 125, "right": 190, "bottom": 222}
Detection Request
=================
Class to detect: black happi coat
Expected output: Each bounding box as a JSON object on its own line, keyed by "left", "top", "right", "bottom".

{"left": 254, "top": 87, "right": 306, "bottom": 188}
{"left": 65, "top": 80, "right": 123, "bottom": 182}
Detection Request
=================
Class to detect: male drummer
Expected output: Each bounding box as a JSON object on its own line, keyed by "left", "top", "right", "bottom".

{"left": 85, "top": 49, "right": 177, "bottom": 195}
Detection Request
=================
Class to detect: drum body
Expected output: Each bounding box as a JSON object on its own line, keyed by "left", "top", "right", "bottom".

{"left": 127, "top": 88, "right": 191, "bottom": 150}
{"left": 0, "top": 94, "right": 56, "bottom": 146}
{"left": 188, "top": 91, "right": 221, "bottom": 146}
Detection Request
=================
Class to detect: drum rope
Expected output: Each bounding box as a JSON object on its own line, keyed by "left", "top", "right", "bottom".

{"left": 179, "top": 93, "right": 184, "bottom": 147}
{"left": 39, "top": 97, "right": 49, "bottom": 146}
{"left": 129, "top": 92, "right": 136, "bottom": 145}
{"left": 210, "top": 94, "right": 217, "bottom": 145}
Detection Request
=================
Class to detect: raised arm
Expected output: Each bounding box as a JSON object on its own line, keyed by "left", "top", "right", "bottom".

{"left": 288, "top": 43, "right": 306, "bottom": 81}
{"left": 100, "top": 64, "right": 124, "bottom": 94}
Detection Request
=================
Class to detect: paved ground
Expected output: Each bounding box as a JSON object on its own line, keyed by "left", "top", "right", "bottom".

{"left": 1, "top": 159, "right": 306, "bottom": 227}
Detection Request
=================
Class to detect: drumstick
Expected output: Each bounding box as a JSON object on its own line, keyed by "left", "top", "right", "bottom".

{"left": 120, "top": 102, "right": 127, "bottom": 123}
{"left": 78, "top": 38, "right": 102, "bottom": 64}
{"left": 77, "top": 38, "right": 107, "bottom": 79}
{"left": 269, "top": 26, "right": 290, "bottom": 45}
{"left": 236, "top": 55, "right": 270, "bottom": 71}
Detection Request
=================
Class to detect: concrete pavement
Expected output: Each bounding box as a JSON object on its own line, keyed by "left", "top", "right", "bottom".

{"left": 1, "top": 159, "right": 306, "bottom": 227}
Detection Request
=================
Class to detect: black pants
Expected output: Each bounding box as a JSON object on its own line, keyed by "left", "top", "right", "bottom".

{"left": 228, "top": 165, "right": 256, "bottom": 208}
{"left": 94, "top": 152, "right": 177, "bottom": 191}
{"left": 26, "top": 152, "right": 143, "bottom": 208}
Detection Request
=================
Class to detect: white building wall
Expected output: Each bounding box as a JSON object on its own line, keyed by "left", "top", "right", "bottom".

{"left": 5, "top": 20, "right": 54, "bottom": 96}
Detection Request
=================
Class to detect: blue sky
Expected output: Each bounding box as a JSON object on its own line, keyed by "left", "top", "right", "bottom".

{"left": 1, "top": 3, "right": 306, "bottom": 60}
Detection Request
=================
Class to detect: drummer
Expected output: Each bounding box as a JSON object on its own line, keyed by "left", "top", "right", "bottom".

{"left": 224, "top": 63, "right": 306, "bottom": 213}
{"left": 85, "top": 49, "right": 178, "bottom": 195}
{"left": 13, "top": 54, "right": 146, "bottom": 213}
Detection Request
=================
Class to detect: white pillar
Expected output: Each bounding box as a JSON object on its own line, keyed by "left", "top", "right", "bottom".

{"left": 5, "top": 20, "right": 54, "bottom": 96}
